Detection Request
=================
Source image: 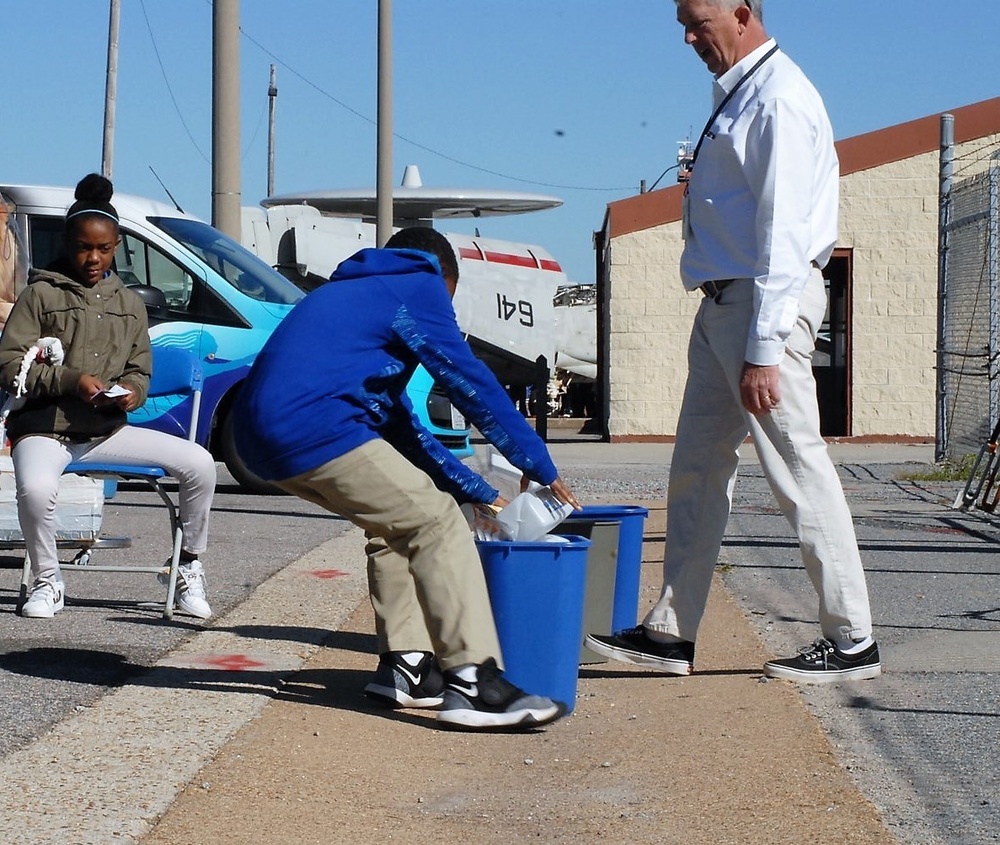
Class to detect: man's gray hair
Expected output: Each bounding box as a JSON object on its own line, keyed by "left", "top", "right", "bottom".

{"left": 676, "top": 0, "right": 763, "bottom": 22}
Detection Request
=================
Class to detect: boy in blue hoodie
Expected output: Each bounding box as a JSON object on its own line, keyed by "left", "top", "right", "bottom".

{"left": 234, "top": 227, "right": 579, "bottom": 731}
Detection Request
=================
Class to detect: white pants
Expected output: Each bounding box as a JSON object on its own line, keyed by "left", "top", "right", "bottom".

{"left": 645, "top": 271, "right": 874, "bottom": 645}
{"left": 12, "top": 427, "right": 216, "bottom": 583}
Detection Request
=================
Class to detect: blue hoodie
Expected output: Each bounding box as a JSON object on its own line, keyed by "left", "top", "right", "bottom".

{"left": 233, "top": 247, "right": 558, "bottom": 502}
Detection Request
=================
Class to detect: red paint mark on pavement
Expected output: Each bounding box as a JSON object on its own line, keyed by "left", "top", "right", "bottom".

{"left": 309, "top": 568, "right": 350, "bottom": 579}
{"left": 204, "top": 654, "right": 267, "bottom": 671}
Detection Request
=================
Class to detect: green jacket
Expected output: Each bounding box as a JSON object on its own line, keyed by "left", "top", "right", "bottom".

{"left": 0, "top": 262, "right": 151, "bottom": 443}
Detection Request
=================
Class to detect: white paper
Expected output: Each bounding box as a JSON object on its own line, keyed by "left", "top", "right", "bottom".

{"left": 97, "top": 384, "right": 131, "bottom": 398}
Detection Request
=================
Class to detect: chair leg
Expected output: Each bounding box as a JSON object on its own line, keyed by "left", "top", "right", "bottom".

{"left": 142, "top": 476, "right": 185, "bottom": 620}
{"left": 17, "top": 550, "right": 32, "bottom": 615}
{"left": 162, "top": 524, "right": 184, "bottom": 620}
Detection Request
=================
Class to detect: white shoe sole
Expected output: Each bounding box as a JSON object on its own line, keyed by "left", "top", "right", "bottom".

{"left": 763, "top": 663, "right": 883, "bottom": 684}
{"left": 437, "top": 703, "right": 566, "bottom": 730}
{"left": 364, "top": 682, "right": 443, "bottom": 709}
{"left": 584, "top": 635, "right": 692, "bottom": 675}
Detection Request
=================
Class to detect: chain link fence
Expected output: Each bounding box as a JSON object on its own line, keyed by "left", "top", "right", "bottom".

{"left": 938, "top": 133, "right": 1000, "bottom": 462}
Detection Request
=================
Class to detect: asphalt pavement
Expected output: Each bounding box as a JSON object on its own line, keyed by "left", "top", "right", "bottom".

{"left": 0, "top": 435, "right": 997, "bottom": 844}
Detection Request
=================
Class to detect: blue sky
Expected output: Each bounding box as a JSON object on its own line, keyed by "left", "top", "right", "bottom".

{"left": 2, "top": 1, "right": 996, "bottom": 284}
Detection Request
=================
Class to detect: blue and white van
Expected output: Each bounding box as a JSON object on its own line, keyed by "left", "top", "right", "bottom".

{"left": 0, "top": 183, "right": 471, "bottom": 490}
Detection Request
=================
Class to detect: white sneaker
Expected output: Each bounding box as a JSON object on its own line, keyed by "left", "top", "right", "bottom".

{"left": 22, "top": 577, "right": 65, "bottom": 618}
{"left": 159, "top": 559, "right": 213, "bottom": 619}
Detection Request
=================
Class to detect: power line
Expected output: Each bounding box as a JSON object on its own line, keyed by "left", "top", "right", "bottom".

{"left": 139, "top": 0, "right": 210, "bottom": 165}
{"left": 235, "top": 27, "right": 634, "bottom": 193}
{"left": 144, "top": 2, "right": 639, "bottom": 194}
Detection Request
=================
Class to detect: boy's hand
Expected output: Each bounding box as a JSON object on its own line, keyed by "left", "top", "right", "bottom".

{"left": 550, "top": 477, "right": 581, "bottom": 511}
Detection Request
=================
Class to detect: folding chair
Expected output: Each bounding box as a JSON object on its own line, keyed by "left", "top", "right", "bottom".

{"left": 17, "top": 345, "right": 205, "bottom": 619}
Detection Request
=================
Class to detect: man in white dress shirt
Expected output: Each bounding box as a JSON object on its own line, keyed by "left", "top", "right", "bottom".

{"left": 587, "top": 0, "right": 881, "bottom": 682}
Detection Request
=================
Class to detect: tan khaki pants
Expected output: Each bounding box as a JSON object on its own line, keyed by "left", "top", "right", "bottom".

{"left": 277, "top": 439, "right": 501, "bottom": 670}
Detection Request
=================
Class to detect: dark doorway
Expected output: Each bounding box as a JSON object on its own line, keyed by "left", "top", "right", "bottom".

{"left": 812, "top": 249, "right": 852, "bottom": 436}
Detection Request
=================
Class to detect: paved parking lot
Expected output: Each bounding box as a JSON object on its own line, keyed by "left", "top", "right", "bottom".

{"left": 1, "top": 440, "right": 998, "bottom": 845}
{"left": 0, "top": 466, "right": 350, "bottom": 756}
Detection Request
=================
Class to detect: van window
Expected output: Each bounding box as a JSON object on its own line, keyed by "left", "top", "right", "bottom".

{"left": 25, "top": 216, "right": 64, "bottom": 272}
{"left": 117, "top": 232, "right": 191, "bottom": 307}
{"left": 116, "top": 230, "right": 246, "bottom": 327}
{"left": 151, "top": 216, "right": 304, "bottom": 306}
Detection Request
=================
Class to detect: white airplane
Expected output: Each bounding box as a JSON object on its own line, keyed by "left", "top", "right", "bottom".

{"left": 553, "top": 284, "right": 597, "bottom": 381}
{"left": 241, "top": 165, "right": 596, "bottom": 387}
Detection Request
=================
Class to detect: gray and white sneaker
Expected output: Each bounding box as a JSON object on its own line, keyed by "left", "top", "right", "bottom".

{"left": 21, "top": 576, "right": 65, "bottom": 618}
{"left": 159, "top": 559, "right": 213, "bottom": 619}
{"left": 437, "top": 658, "right": 567, "bottom": 731}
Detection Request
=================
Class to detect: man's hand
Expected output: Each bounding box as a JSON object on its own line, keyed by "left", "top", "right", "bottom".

{"left": 740, "top": 362, "right": 781, "bottom": 415}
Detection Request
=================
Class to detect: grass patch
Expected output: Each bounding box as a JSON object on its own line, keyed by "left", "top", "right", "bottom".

{"left": 899, "top": 452, "right": 976, "bottom": 482}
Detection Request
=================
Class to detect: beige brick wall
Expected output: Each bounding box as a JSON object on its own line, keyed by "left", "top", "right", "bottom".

{"left": 607, "top": 224, "right": 694, "bottom": 438}
{"left": 841, "top": 152, "right": 938, "bottom": 436}
{"left": 607, "top": 133, "right": 1000, "bottom": 439}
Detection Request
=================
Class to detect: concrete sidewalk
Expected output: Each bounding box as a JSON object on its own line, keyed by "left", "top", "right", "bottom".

{"left": 0, "top": 443, "right": 947, "bottom": 843}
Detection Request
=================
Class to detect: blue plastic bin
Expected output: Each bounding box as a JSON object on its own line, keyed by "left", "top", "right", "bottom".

{"left": 560, "top": 505, "right": 649, "bottom": 633}
{"left": 476, "top": 535, "right": 591, "bottom": 712}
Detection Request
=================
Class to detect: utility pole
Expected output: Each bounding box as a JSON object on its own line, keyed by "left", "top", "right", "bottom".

{"left": 102, "top": 0, "right": 121, "bottom": 179}
{"left": 212, "top": 0, "right": 241, "bottom": 239}
{"left": 266, "top": 64, "right": 277, "bottom": 198}
{"left": 376, "top": 0, "right": 393, "bottom": 246}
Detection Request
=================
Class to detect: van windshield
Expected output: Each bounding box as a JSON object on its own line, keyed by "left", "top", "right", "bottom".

{"left": 151, "top": 216, "right": 304, "bottom": 305}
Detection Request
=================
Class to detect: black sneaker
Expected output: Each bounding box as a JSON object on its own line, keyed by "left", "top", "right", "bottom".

{"left": 584, "top": 626, "right": 694, "bottom": 675}
{"left": 364, "top": 651, "right": 445, "bottom": 709}
{"left": 764, "top": 638, "right": 882, "bottom": 683}
{"left": 437, "top": 658, "right": 567, "bottom": 731}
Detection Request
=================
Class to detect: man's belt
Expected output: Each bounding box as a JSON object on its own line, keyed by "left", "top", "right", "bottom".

{"left": 699, "top": 279, "right": 735, "bottom": 299}
{"left": 700, "top": 263, "right": 822, "bottom": 300}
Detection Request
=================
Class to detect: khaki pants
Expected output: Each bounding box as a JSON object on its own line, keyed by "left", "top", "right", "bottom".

{"left": 277, "top": 439, "right": 501, "bottom": 671}
{"left": 645, "top": 270, "right": 874, "bottom": 645}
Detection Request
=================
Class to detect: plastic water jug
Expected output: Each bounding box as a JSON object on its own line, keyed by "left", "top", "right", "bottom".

{"left": 495, "top": 487, "right": 574, "bottom": 541}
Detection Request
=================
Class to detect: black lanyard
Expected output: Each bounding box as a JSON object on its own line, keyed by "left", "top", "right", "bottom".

{"left": 689, "top": 44, "right": 779, "bottom": 171}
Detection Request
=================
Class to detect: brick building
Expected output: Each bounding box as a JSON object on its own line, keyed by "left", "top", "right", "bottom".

{"left": 596, "top": 97, "right": 1000, "bottom": 442}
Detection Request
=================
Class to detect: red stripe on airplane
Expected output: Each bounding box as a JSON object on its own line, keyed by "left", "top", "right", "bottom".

{"left": 456, "top": 246, "right": 562, "bottom": 273}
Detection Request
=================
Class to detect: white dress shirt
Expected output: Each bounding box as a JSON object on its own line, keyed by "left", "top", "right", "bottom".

{"left": 680, "top": 39, "right": 840, "bottom": 366}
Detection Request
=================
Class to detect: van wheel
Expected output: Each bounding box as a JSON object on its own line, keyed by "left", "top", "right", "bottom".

{"left": 220, "top": 411, "right": 283, "bottom": 495}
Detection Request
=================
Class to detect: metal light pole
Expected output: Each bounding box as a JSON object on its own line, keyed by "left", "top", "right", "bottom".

{"left": 212, "top": 0, "right": 241, "bottom": 239}
{"left": 376, "top": 0, "right": 393, "bottom": 246}
{"left": 102, "top": 0, "right": 121, "bottom": 179}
